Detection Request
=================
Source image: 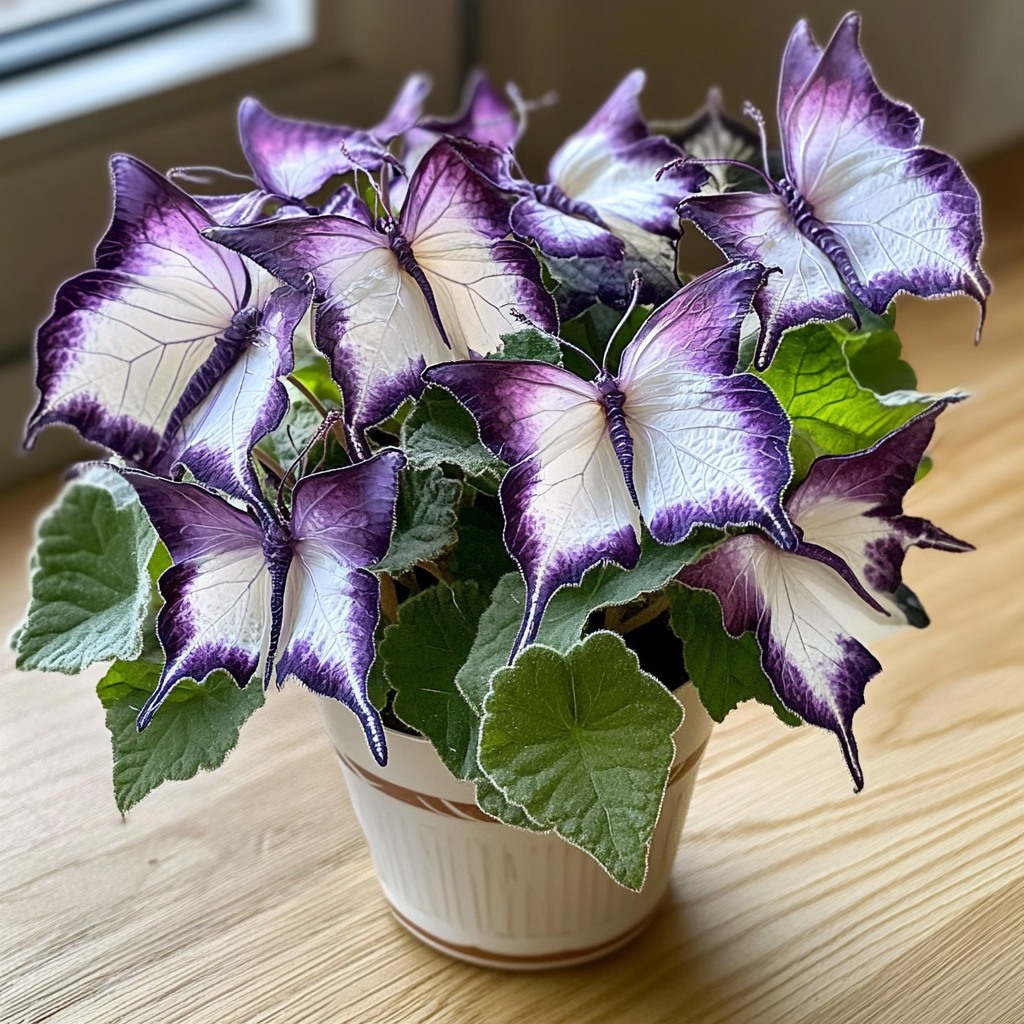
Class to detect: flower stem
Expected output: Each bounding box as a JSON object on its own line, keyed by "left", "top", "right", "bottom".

{"left": 379, "top": 574, "right": 399, "bottom": 623}
{"left": 605, "top": 594, "right": 671, "bottom": 636}
{"left": 254, "top": 447, "right": 287, "bottom": 480}
{"left": 286, "top": 374, "right": 349, "bottom": 455}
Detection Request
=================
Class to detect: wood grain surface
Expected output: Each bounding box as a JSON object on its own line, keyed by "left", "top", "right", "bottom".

{"left": 2, "top": 146, "right": 1023, "bottom": 1024}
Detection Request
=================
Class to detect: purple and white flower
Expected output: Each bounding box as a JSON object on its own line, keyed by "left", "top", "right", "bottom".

{"left": 426, "top": 261, "right": 795, "bottom": 653}
{"left": 188, "top": 75, "right": 430, "bottom": 225}
{"left": 207, "top": 138, "right": 556, "bottom": 454}
{"left": 679, "top": 13, "right": 990, "bottom": 368}
{"left": 510, "top": 70, "right": 707, "bottom": 311}
{"left": 400, "top": 71, "right": 520, "bottom": 184}
{"left": 27, "top": 155, "right": 309, "bottom": 492}
{"left": 678, "top": 403, "right": 973, "bottom": 788}
{"left": 123, "top": 450, "right": 405, "bottom": 764}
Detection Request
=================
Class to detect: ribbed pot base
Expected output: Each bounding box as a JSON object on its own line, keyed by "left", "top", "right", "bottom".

{"left": 387, "top": 902, "right": 659, "bottom": 970}
{"left": 318, "top": 684, "right": 713, "bottom": 971}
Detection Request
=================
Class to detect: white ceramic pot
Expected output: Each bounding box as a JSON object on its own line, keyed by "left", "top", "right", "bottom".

{"left": 318, "top": 684, "right": 713, "bottom": 969}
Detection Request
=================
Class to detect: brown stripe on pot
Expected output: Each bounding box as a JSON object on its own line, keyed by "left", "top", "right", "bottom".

{"left": 333, "top": 735, "right": 710, "bottom": 824}
{"left": 336, "top": 751, "right": 496, "bottom": 822}
{"left": 668, "top": 737, "right": 710, "bottom": 786}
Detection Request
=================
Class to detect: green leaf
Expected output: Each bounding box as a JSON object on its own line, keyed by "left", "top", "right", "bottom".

{"left": 366, "top": 619, "right": 391, "bottom": 711}
{"left": 376, "top": 467, "right": 461, "bottom": 575}
{"left": 669, "top": 587, "right": 801, "bottom": 726}
{"left": 454, "top": 572, "right": 525, "bottom": 712}
{"left": 16, "top": 479, "right": 157, "bottom": 673}
{"left": 97, "top": 658, "right": 264, "bottom": 813}
{"left": 290, "top": 349, "right": 342, "bottom": 406}
{"left": 402, "top": 386, "right": 507, "bottom": 493}
{"left": 381, "top": 582, "right": 541, "bottom": 828}
{"left": 479, "top": 631, "right": 683, "bottom": 889}
{"left": 148, "top": 541, "right": 172, "bottom": 585}
{"left": 492, "top": 328, "right": 563, "bottom": 365}
{"left": 757, "top": 322, "right": 962, "bottom": 479}
{"left": 382, "top": 581, "right": 489, "bottom": 778}
{"left": 259, "top": 384, "right": 326, "bottom": 469}
{"left": 447, "top": 503, "right": 516, "bottom": 597}
{"left": 456, "top": 528, "right": 718, "bottom": 712}
{"left": 843, "top": 329, "right": 918, "bottom": 394}
{"left": 475, "top": 775, "right": 544, "bottom": 831}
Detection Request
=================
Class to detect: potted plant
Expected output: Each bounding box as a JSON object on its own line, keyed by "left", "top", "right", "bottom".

{"left": 15, "top": 12, "right": 986, "bottom": 968}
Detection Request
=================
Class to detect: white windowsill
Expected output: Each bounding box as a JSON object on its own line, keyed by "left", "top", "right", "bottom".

{"left": 0, "top": 0, "right": 314, "bottom": 139}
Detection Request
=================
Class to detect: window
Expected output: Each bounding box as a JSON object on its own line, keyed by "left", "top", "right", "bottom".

{"left": 0, "top": 1, "right": 247, "bottom": 79}
{"left": 0, "top": 0, "right": 313, "bottom": 136}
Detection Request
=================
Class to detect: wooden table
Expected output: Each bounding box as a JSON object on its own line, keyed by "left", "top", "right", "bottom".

{"left": 3, "top": 147, "right": 1023, "bottom": 1024}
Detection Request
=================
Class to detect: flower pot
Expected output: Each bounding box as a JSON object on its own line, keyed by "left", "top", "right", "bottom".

{"left": 317, "top": 684, "right": 713, "bottom": 970}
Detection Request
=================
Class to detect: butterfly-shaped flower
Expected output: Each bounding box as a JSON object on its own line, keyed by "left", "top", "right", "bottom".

{"left": 678, "top": 13, "right": 990, "bottom": 369}
{"left": 508, "top": 70, "right": 707, "bottom": 313}
{"left": 190, "top": 75, "right": 430, "bottom": 226}
{"left": 425, "top": 261, "right": 797, "bottom": 654}
{"left": 655, "top": 87, "right": 772, "bottom": 194}
{"left": 123, "top": 450, "right": 405, "bottom": 764}
{"left": 27, "top": 155, "right": 310, "bottom": 500}
{"left": 679, "top": 403, "right": 972, "bottom": 789}
{"left": 207, "top": 138, "right": 557, "bottom": 455}
{"left": 400, "top": 71, "right": 521, "bottom": 185}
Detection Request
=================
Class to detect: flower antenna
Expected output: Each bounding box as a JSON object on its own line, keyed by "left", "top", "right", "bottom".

{"left": 742, "top": 101, "right": 772, "bottom": 179}
{"left": 167, "top": 165, "right": 256, "bottom": 187}
{"left": 602, "top": 271, "right": 643, "bottom": 370}
{"left": 506, "top": 82, "right": 557, "bottom": 143}
{"left": 275, "top": 409, "right": 346, "bottom": 517}
{"left": 660, "top": 153, "right": 773, "bottom": 190}
{"left": 338, "top": 139, "right": 402, "bottom": 221}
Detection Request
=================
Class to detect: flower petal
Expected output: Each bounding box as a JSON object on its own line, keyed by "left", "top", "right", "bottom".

{"left": 276, "top": 451, "right": 406, "bottom": 764}
{"left": 425, "top": 361, "right": 641, "bottom": 654}
{"left": 618, "top": 262, "right": 796, "bottom": 548}
{"left": 783, "top": 14, "right": 989, "bottom": 332}
{"left": 120, "top": 472, "right": 275, "bottom": 729}
{"left": 28, "top": 156, "right": 250, "bottom": 469}
{"left": 172, "top": 282, "right": 313, "bottom": 503}
{"left": 238, "top": 97, "right": 396, "bottom": 200}
{"left": 680, "top": 190, "right": 852, "bottom": 367}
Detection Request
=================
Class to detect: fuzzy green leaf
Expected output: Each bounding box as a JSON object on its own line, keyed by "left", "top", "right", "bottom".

{"left": 382, "top": 582, "right": 488, "bottom": 778}
{"left": 97, "top": 658, "right": 264, "bottom": 812}
{"left": 16, "top": 479, "right": 157, "bottom": 673}
{"left": 757, "top": 322, "right": 961, "bottom": 479}
{"left": 475, "top": 775, "right": 544, "bottom": 831}
{"left": 669, "top": 587, "right": 801, "bottom": 725}
{"left": 376, "top": 467, "right": 461, "bottom": 575}
{"left": 492, "top": 328, "right": 563, "bottom": 365}
{"left": 479, "top": 631, "right": 683, "bottom": 889}
{"left": 454, "top": 572, "right": 525, "bottom": 712}
{"left": 447, "top": 504, "right": 516, "bottom": 597}
{"left": 456, "top": 528, "right": 718, "bottom": 712}
{"left": 259, "top": 384, "right": 326, "bottom": 469}
{"left": 366, "top": 619, "right": 391, "bottom": 711}
{"left": 381, "top": 582, "right": 541, "bottom": 828}
{"left": 402, "top": 386, "right": 506, "bottom": 492}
